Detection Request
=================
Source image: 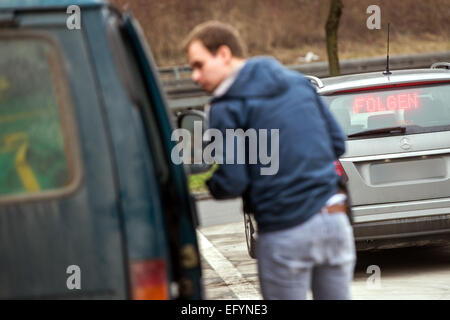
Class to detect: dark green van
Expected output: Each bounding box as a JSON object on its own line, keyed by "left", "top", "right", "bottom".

{"left": 0, "top": 0, "right": 202, "bottom": 299}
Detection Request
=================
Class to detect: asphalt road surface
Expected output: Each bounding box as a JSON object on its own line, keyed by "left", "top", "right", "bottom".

{"left": 196, "top": 198, "right": 450, "bottom": 300}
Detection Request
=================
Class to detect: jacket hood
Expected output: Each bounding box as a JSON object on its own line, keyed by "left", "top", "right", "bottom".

{"left": 219, "top": 56, "right": 290, "bottom": 99}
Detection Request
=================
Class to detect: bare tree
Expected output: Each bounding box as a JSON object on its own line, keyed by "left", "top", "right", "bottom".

{"left": 325, "top": 0, "right": 343, "bottom": 76}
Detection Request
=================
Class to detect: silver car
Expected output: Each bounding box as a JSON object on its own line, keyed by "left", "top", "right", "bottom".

{"left": 245, "top": 62, "right": 450, "bottom": 257}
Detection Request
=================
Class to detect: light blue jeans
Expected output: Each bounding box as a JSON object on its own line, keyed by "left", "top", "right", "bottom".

{"left": 256, "top": 211, "right": 356, "bottom": 300}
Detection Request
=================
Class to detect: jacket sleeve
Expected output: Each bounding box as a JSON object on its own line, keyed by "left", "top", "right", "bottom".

{"left": 316, "top": 94, "right": 346, "bottom": 159}
{"left": 205, "top": 100, "right": 250, "bottom": 199}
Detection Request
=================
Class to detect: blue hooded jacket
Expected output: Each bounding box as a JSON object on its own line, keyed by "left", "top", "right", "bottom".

{"left": 206, "top": 57, "right": 346, "bottom": 233}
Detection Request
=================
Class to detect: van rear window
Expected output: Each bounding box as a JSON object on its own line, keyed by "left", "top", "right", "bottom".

{"left": 0, "top": 37, "right": 74, "bottom": 198}
{"left": 322, "top": 84, "right": 450, "bottom": 136}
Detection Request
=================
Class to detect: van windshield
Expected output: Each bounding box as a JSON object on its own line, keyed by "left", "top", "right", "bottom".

{"left": 322, "top": 83, "right": 450, "bottom": 137}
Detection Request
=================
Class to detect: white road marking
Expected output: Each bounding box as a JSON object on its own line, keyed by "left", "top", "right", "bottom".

{"left": 196, "top": 230, "right": 261, "bottom": 300}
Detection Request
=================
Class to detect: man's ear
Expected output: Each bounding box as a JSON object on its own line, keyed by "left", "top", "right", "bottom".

{"left": 216, "top": 45, "right": 233, "bottom": 63}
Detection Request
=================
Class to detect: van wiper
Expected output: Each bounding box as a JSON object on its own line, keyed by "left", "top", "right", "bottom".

{"left": 348, "top": 126, "right": 406, "bottom": 138}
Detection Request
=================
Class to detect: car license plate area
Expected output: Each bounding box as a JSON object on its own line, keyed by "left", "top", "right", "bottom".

{"left": 370, "top": 156, "right": 447, "bottom": 185}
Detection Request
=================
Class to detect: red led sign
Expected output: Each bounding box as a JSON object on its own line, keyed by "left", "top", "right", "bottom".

{"left": 353, "top": 92, "right": 419, "bottom": 114}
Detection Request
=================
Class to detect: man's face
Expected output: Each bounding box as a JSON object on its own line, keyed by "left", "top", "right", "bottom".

{"left": 188, "top": 40, "right": 230, "bottom": 93}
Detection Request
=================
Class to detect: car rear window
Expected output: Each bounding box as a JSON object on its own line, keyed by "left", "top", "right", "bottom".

{"left": 322, "top": 83, "right": 450, "bottom": 136}
{"left": 0, "top": 35, "right": 78, "bottom": 199}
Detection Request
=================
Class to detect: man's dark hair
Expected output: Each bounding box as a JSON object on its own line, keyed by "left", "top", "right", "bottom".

{"left": 182, "top": 21, "right": 247, "bottom": 58}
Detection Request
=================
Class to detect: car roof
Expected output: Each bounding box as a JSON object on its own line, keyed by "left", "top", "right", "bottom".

{"left": 318, "top": 68, "right": 450, "bottom": 95}
{"left": 0, "top": 0, "right": 106, "bottom": 10}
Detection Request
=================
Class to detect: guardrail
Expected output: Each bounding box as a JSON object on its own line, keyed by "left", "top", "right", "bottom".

{"left": 160, "top": 51, "right": 450, "bottom": 111}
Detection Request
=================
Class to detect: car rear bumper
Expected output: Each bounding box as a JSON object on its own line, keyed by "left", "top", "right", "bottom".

{"left": 353, "top": 211, "right": 450, "bottom": 250}
{"left": 355, "top": 229, "right": 450, "bottom": 251}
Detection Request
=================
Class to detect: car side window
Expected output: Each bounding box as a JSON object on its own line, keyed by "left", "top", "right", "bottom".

{"left": 0, "top": 34, "right": 79, "bottom": 199}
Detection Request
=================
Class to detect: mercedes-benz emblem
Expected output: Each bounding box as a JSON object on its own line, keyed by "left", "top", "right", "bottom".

{"left": 400, "top": 137, "right": 411, "bottom": 150}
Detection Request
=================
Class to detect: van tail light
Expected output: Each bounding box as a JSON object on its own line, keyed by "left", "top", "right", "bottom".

{"left": 334, "top": 160, "right": 348, "bottom": 182}
{"left": 130, "top": 258, "right": 169, "bottom": 300}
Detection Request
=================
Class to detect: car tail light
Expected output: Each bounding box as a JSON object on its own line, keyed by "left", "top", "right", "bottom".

{"left": 334, "top": 160, "right": 348, "bottom": 182}
{"left": 130, "top": 258, "right": 169, "bottom": 300}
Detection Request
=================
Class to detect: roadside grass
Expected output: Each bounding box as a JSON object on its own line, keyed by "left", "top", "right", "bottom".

{"left": 266, "top": 35, "right": 450, "bottom": 66}
{"left": 110, "top": 0, "right": 450, "bottom": 67}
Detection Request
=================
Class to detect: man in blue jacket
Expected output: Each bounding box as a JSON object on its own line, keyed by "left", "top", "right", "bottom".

{"left": 184, "top": 21, "right": 356, "bottom": 300}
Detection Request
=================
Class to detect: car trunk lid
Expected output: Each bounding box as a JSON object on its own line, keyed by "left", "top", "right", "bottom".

{"left": 324, "top": 82, "right": 450, "bottom": 205}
